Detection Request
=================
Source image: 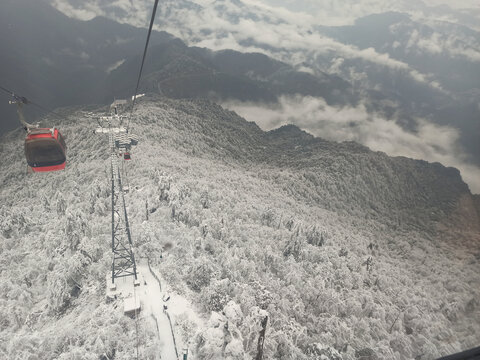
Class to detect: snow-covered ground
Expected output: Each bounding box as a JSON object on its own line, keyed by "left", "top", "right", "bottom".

{"left": 103, "top": 260, "right": 201, "bottom": 359}
{"left": 1, "top": 98, "right": 479, "bottom": 359}
{"left": 136, "top": 263, "right": 179, "bottom": 360}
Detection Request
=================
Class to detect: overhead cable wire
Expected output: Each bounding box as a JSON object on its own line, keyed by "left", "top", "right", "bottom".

{"left": 128, "top": 0, "right": 160, "bottom": 131}
{"left": 0, "top": 85, "right": 14, "bottom": 96}
{"left": 27, "top": 100, "right": 64, "bottom": 119}
{"left": 0, "top": 84, "right": 64, "bottom": 119}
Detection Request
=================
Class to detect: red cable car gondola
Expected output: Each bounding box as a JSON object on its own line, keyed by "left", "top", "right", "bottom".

{"left": 8, "top": 92, "right": 67, "bottom": 172}
{"left": 25, "top": 128, "right": 66, "bottom": 172}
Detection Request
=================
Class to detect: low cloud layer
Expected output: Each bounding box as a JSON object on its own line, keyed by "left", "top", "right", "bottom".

{"left": 223, "top": 95, "right": 480, "bottom": 193}
{"left": 248, "top": 0, "right": 480, "bottom": 26}
{"left": 51, "top": 0, "right": 477, "bottom": 91}
{"left": 402, "top": 28, "right": 480, "bottom": 63}
{"left": 52, "top": 0, "right": 100, "bottom": 21}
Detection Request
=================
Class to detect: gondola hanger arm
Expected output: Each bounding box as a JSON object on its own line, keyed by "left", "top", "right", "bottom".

{"left": 9, "top": 97, "right": 38, "bottom": 131}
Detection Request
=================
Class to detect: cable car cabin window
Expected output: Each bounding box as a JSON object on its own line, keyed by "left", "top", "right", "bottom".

{"left": 57, "top": 131, "right": 66, "bottom": 150}
{"left": 25, "top": 138, "right": 66, "bottom": 167}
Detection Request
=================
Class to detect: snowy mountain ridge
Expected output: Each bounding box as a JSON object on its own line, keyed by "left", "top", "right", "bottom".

{"left": 0, "top": 96, "right": 479, "bottom": 359}
{"left": 130, "top": 96, "right": 479, "bottom": 234}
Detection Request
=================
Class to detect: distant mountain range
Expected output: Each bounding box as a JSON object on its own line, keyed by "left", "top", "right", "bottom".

{"left": 0, "top": 0, "right": 354, "bottom": 134}
{"left": 47, "top": 0, "right": 480, "bottom": 167}
{"left": 106, "top": 43, "right": 354, "bottom": 106}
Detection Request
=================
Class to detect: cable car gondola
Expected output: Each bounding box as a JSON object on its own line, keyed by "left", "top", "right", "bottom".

{"left": 25, "top": 128, "right": 66, "bottom": 172}
{"left": 8, "top": 92, "right": 67, "bottom": 172}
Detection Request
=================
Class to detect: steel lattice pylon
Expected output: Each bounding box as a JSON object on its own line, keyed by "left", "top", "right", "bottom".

{"left": 110, "top": 151, "right": 137, "bottom": 282}
{"left": 96, "top": 115, "right": 137, "bottom": 284}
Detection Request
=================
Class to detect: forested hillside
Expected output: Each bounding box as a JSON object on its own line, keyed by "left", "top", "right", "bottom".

{"left": 0, "top": 96, "right": 479, "bottom": 359}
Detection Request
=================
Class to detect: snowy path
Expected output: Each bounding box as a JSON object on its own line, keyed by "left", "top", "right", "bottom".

{"left": 137, "top": 263, "right": 179, "bottom": 360}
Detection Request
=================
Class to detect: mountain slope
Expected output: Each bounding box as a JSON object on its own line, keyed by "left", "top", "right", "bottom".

{"left": 1, "top": 96, "right": 479, "bottom": 359}
{"left": 106, "top": 40, "right": 354, "bottom": 105}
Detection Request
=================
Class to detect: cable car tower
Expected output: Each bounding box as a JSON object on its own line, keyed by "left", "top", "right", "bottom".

{"left": 95, "top": 110, "right": 138, "bottom": 284}
{"left": 96, "top": 0, "right": 156, "bottom": 287}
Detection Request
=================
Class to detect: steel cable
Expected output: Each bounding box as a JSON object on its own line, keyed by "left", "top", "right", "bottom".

{"left": 0, "top": 84, "right": 64, "bottom": 119}
{"left": 128, "top": 0, "right": 160, "bottom": 131}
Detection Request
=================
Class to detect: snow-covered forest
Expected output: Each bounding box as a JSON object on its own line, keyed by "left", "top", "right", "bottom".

{"left": 0, "top": 95, "right": 479, "bottom": 359}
